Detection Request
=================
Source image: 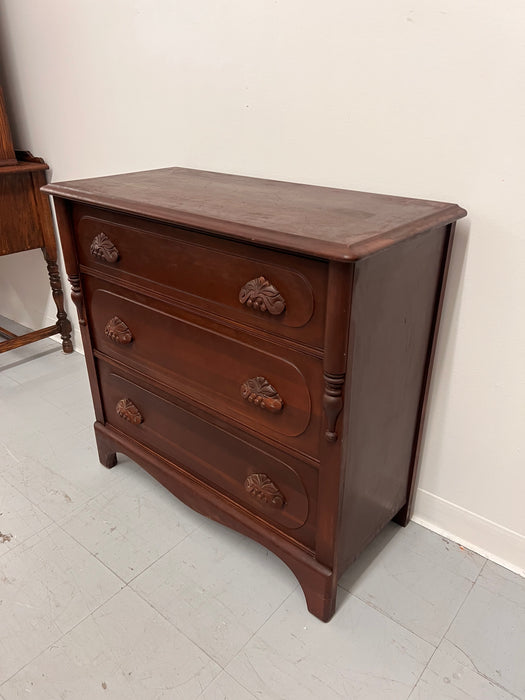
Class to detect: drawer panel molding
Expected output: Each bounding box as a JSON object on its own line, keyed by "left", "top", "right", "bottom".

{"left": 75, "top": 210, "right": 327, "bottom": 347}
{"left": 98, "top": 363, "right": 317, "bottom": 541}
{"left": 86, "top": 281, "right": 322, "bottom": 454}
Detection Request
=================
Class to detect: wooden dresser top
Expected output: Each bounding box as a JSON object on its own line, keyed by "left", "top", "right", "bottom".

{"left": 43, "top": 167, "right": 466, "bottom": 261}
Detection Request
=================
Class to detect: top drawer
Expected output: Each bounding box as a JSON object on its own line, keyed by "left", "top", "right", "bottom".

{"left": 73, "top": 205, "right": 328, "bottom": 349}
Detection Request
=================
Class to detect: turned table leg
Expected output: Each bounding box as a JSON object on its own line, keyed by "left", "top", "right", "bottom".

{"left": 42, "top": 247, "right": 73, "bottom": 353}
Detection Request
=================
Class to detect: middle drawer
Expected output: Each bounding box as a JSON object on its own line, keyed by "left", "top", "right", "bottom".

{"left": 83, "top": 276, "right": 323, "bottom": 460}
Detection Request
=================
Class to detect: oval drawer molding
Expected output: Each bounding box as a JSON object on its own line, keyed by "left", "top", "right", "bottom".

{"left": 89, "top": 286, "right": 317, "bottom": 446}
{"left": 244, "top": 473, "right": 285, "bottom": 508}
{"left": 78, "top": 215, "right": 323, "bottom": 338}
{"left": 100, "top": 366, "right": 314, "bottom": 535}
{"left": 240, "top": 376, "right": 283, "bottom": 413}
{"left": 104, "top": 316, "right": 133, "bottom": 344}
{"left": 116, "top": 398, "right": 143, "bottom": 424}
{"left": 239, "top": 276, "right": 286, "bottom": 315}
{"left": 90, "top": 232, "right": 119, "bottom": 263}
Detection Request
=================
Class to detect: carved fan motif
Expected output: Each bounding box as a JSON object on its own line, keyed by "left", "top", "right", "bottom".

{"left": 116, "top": 398, "right": 143, "bottom": 424}
{"left": 244, "top": 473, "right": 285, "bottom": 508}
{"left": 90, "top": 232, "right": 119, "bottom": 263}
{"left": 240, "top": 376, "right": 283, "bottom": 413}
{"left": 239, "top": 276, "right": 286, "bottom": 315}
{"left": 104, "top": 316, "right": 133, "bottom": 344}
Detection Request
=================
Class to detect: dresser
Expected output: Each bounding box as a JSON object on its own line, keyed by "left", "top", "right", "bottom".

{"left": 43, "top": 168, "right": 466, "bottom": 621}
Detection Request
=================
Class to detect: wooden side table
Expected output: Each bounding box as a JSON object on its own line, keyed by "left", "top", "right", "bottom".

{"left": 0, "top": 86, "right": 72, "bottom": 354}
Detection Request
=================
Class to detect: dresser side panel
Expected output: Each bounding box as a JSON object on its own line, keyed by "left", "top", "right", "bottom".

{"left": 53, "top": 198, "right": 105, "bottom": 422}
{"left": 337, "top": 226, "right": 449, "bottom": 573}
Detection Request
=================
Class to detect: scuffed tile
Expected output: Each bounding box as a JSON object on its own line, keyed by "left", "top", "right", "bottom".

{"left": 339, "top": 522, "right": 485, "bottom": 645}
{"left": 0, "top": 479, "right": 52, "bottom": 553}
{"left": 0, "top": 525, "right": 122, "bottom": 684}
{"left": 445, "top": 561, "right": 525, "bottom": 698}
{"left": 227, "top": 587, "right": 434, "bottom": 700}
{"left": 410, "top": 639, "right": 518, "bottom": 699}
{"left": 3, "top": 456, "right": 94, "bottom": 522}
{"left": 199, "top": 671, "right": 257, "bottom": 700}
{"left": 131, "top": 520, "right": 297, "bottom": 666}
{"left": 60, "top": 463, "right": 200, "bottom": 581}
{"left": 0, "top": 588, "right": 220, "bottom": 699}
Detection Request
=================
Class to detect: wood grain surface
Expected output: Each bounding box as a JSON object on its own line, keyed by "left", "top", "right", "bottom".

{"left": 43, "top": 167, "right": 466, "bottom": 260}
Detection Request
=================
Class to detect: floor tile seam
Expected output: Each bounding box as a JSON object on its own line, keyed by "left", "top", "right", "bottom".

{"left": 128, "top": 583, "right": 224, "bottom": 673}
{"left": 347, "top": 589, "right": 441, "bottom": 650}
{"left": 438, "top": 557, "right": 489, "bottom": 636}
{"left": 0, "top": 519, "right": 56, "bottom": 559}
{"left": 0, "top": 585, "right": 124, "bottom": 690}
{"left": 1, "top": 454, "right": 99, "bottom": 512}
{"left": 0, "top": 368, "right": 23, "bottom": 386}
{"left": 197, "top": 669, "right": 258, "bottom": 700}
{"left": 470, "top": 558, "right": 525, "bottom": 601}
{"left": 54, "top": 485, "right": 121, "bottom": 528}
{"left": 124, "top": 527, "right": 196, "bottom": 586}
{"left": 53, "top": 520, "right": 131, "bottom": 586}
{"left": 0, "top": 371, "right": 85, "bottom": 401}
{"left": 220, "top": 583, "right": 301, "bottom": 687}
{"left": 13, "top": 461, "right": 134, "bottom": 527}
{"left": 230, "top": 581, "right": 301, "bottom": 655}
{"left": 405, "top": 643, "right": 441, "bottom": 700}
{"left": 441, "top": 639, "right": 523, "bottom": 700}
{"left": 9, "top": 484, "right": 102, "bottom": 532}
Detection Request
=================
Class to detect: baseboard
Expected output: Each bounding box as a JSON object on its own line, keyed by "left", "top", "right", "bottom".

{"left": 413, "top": 488, "right": 525, "bottom": 577}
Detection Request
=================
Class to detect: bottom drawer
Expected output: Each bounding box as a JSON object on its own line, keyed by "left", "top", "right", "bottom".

{"left": 97, "top": 361, "right": 318, "bottom": 548}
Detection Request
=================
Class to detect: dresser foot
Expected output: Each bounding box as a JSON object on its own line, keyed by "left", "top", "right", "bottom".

{"left": 95, "top": 426, "right": 118, "bottom": 469}
{"left": 302, "top": 586, "right": 337, "bottom": 622}
{"left": 296, "top": 567, "right": 338, "bottom": 622}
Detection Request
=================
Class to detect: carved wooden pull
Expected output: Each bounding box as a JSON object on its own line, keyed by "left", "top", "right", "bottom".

{"left": 116, "top": 398, "right": 143, "bottom": 424}
{"left": 104, "top": 316, "right": 133, "bottom": 345}
{"left": 239, "top": 276, "right": 286, "bottom": 315}
{"left": 240, "top": 376, "right": 283, "bottom": 413}
{"left": 90, "top": 232, "right": 119, "bottom": 263}
{"left": 244, "top": 473, "right": 285, "bottom": 508}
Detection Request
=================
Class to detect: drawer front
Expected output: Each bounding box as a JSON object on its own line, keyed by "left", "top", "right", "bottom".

{"left": 74, "top": 205, "right": 327, "bottom": 348}
{"left": 84, "top": 277, "right": 323, "bottom": 459}
{"left": 97, "top": 361, "right": 318, "bottom": 546}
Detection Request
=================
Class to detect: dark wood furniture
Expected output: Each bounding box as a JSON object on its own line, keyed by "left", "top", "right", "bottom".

{"left": 44, "top": 167, "right": 466, "bottom": 621}
{"left": 0, "top": 86, "right": 72, "bottom": 353}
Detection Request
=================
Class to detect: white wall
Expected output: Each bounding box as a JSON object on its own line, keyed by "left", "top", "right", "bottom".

{"left": 1, "top": 0, "right": 523, "bottom": 572}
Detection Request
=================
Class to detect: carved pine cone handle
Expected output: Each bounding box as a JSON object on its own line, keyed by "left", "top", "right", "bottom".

{"left": 90, "top": 232, "right": 119, "bottom": 263}
{"left": 244, "top": 473, "right": 285, "bottom": 508}
{"left": 104, "top": 316, "right": 133, "bottom": 345}
{"left": 240, "top": 376, "right": 283, "bottom": 413}
{"left": 116, "top": 398, "right": 143, "bottom": 424}
{"left": 239, "top": 276, "right": 286, "bottom": 315}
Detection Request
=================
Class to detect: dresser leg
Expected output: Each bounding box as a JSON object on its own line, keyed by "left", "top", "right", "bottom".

{"left": 95, "top": 428, "right": 118, "bottom": 469}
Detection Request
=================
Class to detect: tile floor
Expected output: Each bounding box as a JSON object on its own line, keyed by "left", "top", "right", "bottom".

{"left": 1, "top": 334, "right": 524, "bottom": 699}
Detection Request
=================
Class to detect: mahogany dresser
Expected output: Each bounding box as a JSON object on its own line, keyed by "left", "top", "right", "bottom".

{"left": 43, "top": 168, "right": 466, "bottom": 621}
